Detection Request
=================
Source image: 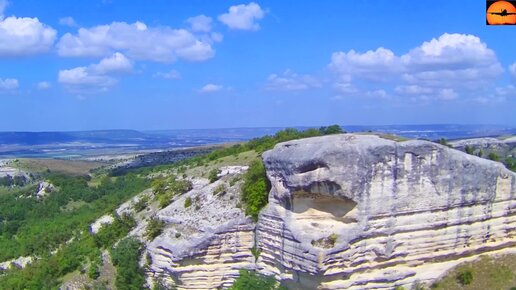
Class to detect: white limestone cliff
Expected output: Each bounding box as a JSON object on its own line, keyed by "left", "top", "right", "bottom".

{"left": 256, "top": 134, "right": 516, "bottom": 289}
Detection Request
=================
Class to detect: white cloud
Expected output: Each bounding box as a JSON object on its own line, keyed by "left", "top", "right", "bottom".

{"left": 329, "top": 33, "right": 504, "bottom": 102}
{"left": 58, "top": 52, "right": 131, "bottom": 92}
{"left": 510, "top": 63, "right": 516, "bottom": 79}
{"left": 154, "top": 70, "right": 181, "bottom": 80}
{"left": 266, "top": 70, "right": 320, "bottom": 91}
{"left": 211, "top": 32, "right": 223, "bottom": 43}
{"left": 199, "top": 83, "right": 223, "bottom": 93}
{"left": 366, "top": 89, "right": 389, "bottom": 99}
{"left": 186, "top": 15, "right": 212, "bottom": 32}
{"left": 37, "top": 81, "right": 51, "bottom": 89}
{"left": 401, "top": 34, "right": 502, "bottom": 88}
{"left": 0, "top": 16, "right": 57, "bottom": 56}
{"left": 437, "top": 88, "right": 458, "bottom": 100}
{"left": 58, "top": 67, "right": 115, "bottom": 90}
{"left": 57, "top": 21, "right": 214, "bottom": 62}
{"left": 329, "top": 47, "right": 401, "bottom": 81}
{"left": 394, "top": 85, "right": 433, "bottom": 95}
{"left": 59, "top": 16, "right": 77, "bottom": 27}
{"left": 218, "top": 2, "right": 264, "bottom": 31}
{"left": 0, "top": 0, "right": 8, "bottom": 17}
{"left": 0, "top": 77, "right": 18, "bottom": 90}
{"left": 91, "top": 52, "right": 132, "bottom": 74}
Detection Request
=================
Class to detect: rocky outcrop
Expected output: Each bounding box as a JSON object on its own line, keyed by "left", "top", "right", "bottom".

{"left": 146, "top": 167, "right": 255, "bottom": 290}
{"left": 450, "top": 136, "right": 516, "bottom": 159}
{"left": 256, "top": 134, "right": 516, "bottom": 289}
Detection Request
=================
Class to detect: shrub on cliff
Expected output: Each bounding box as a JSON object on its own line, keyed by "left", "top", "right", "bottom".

{"left": 488, "top": 152, "right": 500, "bottom": 161}
{"left": 145, "top": 217, "right": 165, "bottom": 240}
{"left": 241, "top": 160, "right": 270, "bottom": 221}
{"left": 208, "top": 168, "right": 220, "bottom": 183}
{"left": 230, "top": 270, "right": 286, "bottom": 290}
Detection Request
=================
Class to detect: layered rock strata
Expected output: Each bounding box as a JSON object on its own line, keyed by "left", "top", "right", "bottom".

{"left": 146, "top": 167, "right": 255, "bottom": 289}
{"left": 256, "top": 134, "right": 516, "bottom": 289}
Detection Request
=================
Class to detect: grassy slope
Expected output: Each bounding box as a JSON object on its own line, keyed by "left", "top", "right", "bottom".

{"left": 13, "top": 158, "right": 105, "bottom": 176}
{"left": 185, "top": 150, "right": 259, "bottom": 178}
{"left": 432, "top": 254, "right": 516, "bottom": 290}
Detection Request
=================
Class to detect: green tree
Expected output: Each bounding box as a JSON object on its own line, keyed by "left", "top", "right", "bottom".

{"left": 241, "top": 160, "right": 270, "bottom": 221}
{"left": 110, "top": 237, "right": 145, "bottom": 290}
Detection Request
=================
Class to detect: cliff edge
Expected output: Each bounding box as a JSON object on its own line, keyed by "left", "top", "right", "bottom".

{"left": 257, "top": 134, "right": 516, "bottom": 289}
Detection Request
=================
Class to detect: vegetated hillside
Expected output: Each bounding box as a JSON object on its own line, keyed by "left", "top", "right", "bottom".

{"left": 2, "top": 125, "right": 513, "bottom": 290}
{"left": 0, "top": 125, "right": 344, "bottom": 289}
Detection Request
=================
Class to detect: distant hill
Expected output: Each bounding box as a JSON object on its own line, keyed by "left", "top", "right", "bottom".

{"left": 1, "top": 125, "right": 515, "bottom": 158}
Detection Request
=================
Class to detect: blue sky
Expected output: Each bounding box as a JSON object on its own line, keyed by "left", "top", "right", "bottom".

{"left": 0, "top": 0, "right": 515, "bottom": 131}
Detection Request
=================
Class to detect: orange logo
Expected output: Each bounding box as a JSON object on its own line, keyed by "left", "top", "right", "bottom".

{"left": 486, "top": 1, "right": 516, "bottom": 25}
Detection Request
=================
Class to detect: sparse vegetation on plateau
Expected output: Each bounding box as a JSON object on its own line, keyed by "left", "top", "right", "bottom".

{"left": 152, "top": 175, "right": 193, "bottom": 208}
{"left": 184, "top": 197, "right": 192, "bottom": 208}
{"left": 209, "top": 168, "right": 220, "bottom": 183}
{"left": 146, "top": 217, "right": 165, "bottom": 240}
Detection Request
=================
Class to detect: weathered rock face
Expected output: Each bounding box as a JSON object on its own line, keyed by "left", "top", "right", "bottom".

{"left": 257, "top": 134, "right": 516, "bottom": 289}
{"left": 146, "top": 166, "right": 255, "bottom": 290}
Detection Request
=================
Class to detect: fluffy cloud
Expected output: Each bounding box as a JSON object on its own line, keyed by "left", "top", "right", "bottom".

{"left": 510, "top": 63, "right": 516, "bottom": 79}
{"left": 329, "top": 47, "right": 401, "bottom": 81}
{"left": 218, "top": 2, "right": 264, "bottom": 31}
{"left": 59, "top": 16, "right": 77, "bottom": 27}
{"left": 266, "top": 70, "right": 320, "bottom": 91}
{"left": 154, "top": 70, "right": 181, "bottom": 80}
{"left": 0, "top": 16, "right": 57, "bottom": 56}
{"left": 58, "top": 53, "right": 132, "bottom": 92}
{"left": 37, "top": 81, "right": 51, "bottom": 89}
{"left": 401, "top": 33, "right": 503, "bottom": 88}
{"left": 199, "top": 83, "right": 223, "bottom": 93}
{"left": 57, "top": 21, "right": 214, "bottom": 62}
{"left": 90, "top": 52, "right": 132, "bottom": 74}
{"left": 329, "top": 33, "right": 504, "bottom": 102}
{"left": 0, "top": 77, "right": 18, "bottom": 90}
{"left": 186, "top": 15, "right": 212, "bottom": 32}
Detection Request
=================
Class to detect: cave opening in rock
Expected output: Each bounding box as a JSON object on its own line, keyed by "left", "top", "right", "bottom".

{"left": 290, "top": 181, "right": 357, "bottom": 223}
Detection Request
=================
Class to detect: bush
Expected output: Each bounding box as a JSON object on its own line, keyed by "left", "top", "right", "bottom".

{"left": 464, "top": 145, "right": 474, "bottom": 155}
{"left": 133, "top": 195, "right": 149, "bottom": 212}
{"left": 241, "top": 160, "right": 270, "bottom": 221}
{"left": 214, "top": 184, "right": 226, "bottom": 196}
{"left": 456, "top": 268, "right": 473, "bottom": 285}
{"left": 208, "top": 169, "right": 220, "bottom": 183}
{"left": 94, "top": 213, "right": 136, "bottom": 248}
{"left": 110, "top": 237, "right": 145, "bottom": 290}
{"left": 488, "top": 152, "right": 500, "bottom": 161}
{"left": 505, "top": 157, "right": 516, "bottom": 172}
{"left": 251, "top": 246, "right": 261, "bottom": 261}
{"left": 145, "top": 218, "right": 165, "bottom": 240}
{"left": 87, "top": 252, "right": 102, "bottom": 279}
{"left": 184, "top": 197, "right": 192, "bottom": 208}
{"left": 229, "top": 270, "right": 285, "bottom": 290}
